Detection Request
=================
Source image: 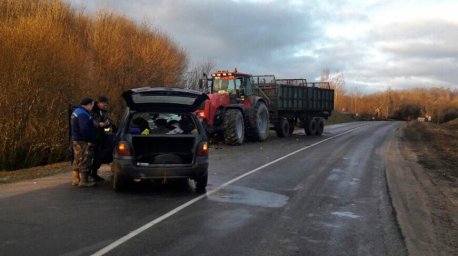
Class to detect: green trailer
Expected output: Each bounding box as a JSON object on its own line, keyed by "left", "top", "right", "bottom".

{"left": 252, "top": 75, "right": 334, "bottom": 137}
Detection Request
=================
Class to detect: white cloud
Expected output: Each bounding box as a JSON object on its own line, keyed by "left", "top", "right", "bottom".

{"left": 67, "top": 0, "right": 458, "bottom": 92}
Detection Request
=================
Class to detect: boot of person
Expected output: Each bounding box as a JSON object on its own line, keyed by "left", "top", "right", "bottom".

{"left": 78, "top": 172, "right": 95, "bottom": 187}
{"left": 72, "top": 170, "right": 80, "bottom": 186}
{"left": 91, "top": 173, "right": 105, "bottom": 182}
{"left": 91, "top": 162, "right": 105, "bottom": 182}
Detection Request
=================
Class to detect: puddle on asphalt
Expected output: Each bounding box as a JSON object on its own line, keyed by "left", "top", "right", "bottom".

{"left": 327, "top": 174, "right": 339, "bottom": 181}
{"left": 331, "top": 211, "right": 360, "bottom": 219}
{"left": 349, "top": 178, "right": 360, "bottom": 185}
{"left": 208, "top": 186, "right": 289, "bottom": 208}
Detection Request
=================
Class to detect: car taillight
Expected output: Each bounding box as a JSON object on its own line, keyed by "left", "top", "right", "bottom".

{"left": 197, "top": 142, "right": 208, "bottom": 156}
{"left": 117, "top": 142, "right": 131, "bottom": 156}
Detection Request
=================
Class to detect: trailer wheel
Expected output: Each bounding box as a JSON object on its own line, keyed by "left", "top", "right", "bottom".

{"left": 316, "top": 118, "right": 324, "bottom": 136}
{"left": 275, "top": 118, "right": 290, "bottom": 137}
{"left": 249, "top": 101, "right": 269, "bottom": 141}
{"left": 224, "top": 109, "right": 244, "bottom": 145}
{"left": 307, "top": 118, "right": 317, "bottom": 136}
{"left": 304, "top": 119, "right": 311, "bottom": 135}
{"left": 288, "top": 119, "right": 295, "bottom": 135}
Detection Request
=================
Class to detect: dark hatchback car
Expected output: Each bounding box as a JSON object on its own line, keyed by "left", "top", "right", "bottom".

{"left": 112, "top": 87, "right": 209, "bottom": 193}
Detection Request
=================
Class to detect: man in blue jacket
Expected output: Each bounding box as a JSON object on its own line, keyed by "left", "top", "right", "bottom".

{"left": 70, "top": 98, "right": 97, "bottom": 187}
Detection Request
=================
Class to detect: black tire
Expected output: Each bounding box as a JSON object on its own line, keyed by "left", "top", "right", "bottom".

{"left": 307, "top": 118, "right": 317, "bottom": 136}
{"left": 288, "top": 119, "right": 295, "bottom": 135}
{"left": 316, "top": 118, "right": 324, "bottom": 136}
{"left": 304, "top": 119, "right": 312, "bottom": 135}
{"left": 223, "top": 109, "right": 244, "bottom": 145}
{"left": 275, "top": 118, "right": 290, "bottom": 137}
{"left": 249, "top": 102, "right": 269, "bottom": 141}
{"left": 195, "top": 174, "right": 208, "bottom": 194}
{"left": 113, "top": 171, "right": 126, "bottom": 192}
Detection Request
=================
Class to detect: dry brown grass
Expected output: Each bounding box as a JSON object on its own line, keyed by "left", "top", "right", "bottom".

{"left": 324, "top": 111, "right": 356, "bottom": 125}
{"left": 0, "top": 162, "right": 70, "bottom": 184}
{"left": 0, "top": 0, "right": 187, "bottom": 170}
{"left": 403, "top": 119, "right": 458, "bottom": 179}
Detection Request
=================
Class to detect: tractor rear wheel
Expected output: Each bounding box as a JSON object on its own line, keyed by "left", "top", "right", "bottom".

{"left": 223, "top": 109, "right": 244, "bottom": 145}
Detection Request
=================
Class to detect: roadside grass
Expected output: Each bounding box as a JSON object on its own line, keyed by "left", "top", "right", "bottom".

{"left": 403, "top": 119, "right": 458, "bottom": 179}
{"left": 0, "top": 162, "right": 70, "bottom": 185}
{"left": 324, "top": 111, "right": 356, "bottom": 125}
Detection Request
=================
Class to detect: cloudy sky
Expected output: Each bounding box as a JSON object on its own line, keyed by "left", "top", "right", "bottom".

{"left": 68, "top": 0, "right": 458, "bottom": 93}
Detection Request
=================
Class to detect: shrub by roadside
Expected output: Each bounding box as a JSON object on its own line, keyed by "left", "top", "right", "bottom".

{"left": 0, "top": 0, "right": 187, "bottom": 171}
{"left": 323, "top": 111, "right": 356, "bottom": 125}
{"left": 403, "top": 119, "right": 458, "bottom": 179}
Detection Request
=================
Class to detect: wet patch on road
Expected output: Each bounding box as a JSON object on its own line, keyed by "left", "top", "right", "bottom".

{"left": 208, "top": 186, "right": 289, "bottom": 208}
{"left": 331, "top": 211, "right": 361, "bottom": 219}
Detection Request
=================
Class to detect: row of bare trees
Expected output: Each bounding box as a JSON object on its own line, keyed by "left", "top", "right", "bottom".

{"left": 0, "top": 0, "right": 188, "bottom": 170}
{"left": 321, "top": 69, "right": 458, "bottom": 122}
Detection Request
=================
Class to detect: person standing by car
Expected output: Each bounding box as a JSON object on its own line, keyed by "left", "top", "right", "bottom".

{"left": 70, "top": 98, "right": 96, "bottom": 187}
{"left": 91, "top": 96, "right": 111, "bottom": 182}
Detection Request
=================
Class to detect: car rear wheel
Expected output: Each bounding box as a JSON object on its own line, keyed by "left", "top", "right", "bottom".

{"left": 195, "top": 174, "right": 207, "bottom": 194}
{"left": 113, "top": 172, "right": 127, "bottom": 192}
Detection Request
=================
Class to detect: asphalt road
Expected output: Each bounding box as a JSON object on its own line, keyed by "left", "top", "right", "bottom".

{"left": 0, "top": 121, "right": 406, "bottom": 256}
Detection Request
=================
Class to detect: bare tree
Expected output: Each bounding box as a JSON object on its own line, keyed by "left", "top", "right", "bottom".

{"left": 321, "top": 68, "right": 345, "bottom": 111}
{"left": 182, "top": 60, "right": 214, "bottom": 91}
{"left": 321, "top": 68, "right": 330, "bottom": 82}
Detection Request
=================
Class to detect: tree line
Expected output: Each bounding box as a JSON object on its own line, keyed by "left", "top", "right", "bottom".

{"left": 323, "top": 70, "right": 458, "bottom": 122}
{"left": 1, "top": 0, "right": 456, "bottom": 171}
{"left": 0, "top": 0, "right": 187, "bottom": 170}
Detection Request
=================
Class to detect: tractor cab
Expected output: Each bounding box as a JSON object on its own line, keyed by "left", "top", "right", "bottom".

{"left": 209, "top": 69, "right": 254, "bottom": 104}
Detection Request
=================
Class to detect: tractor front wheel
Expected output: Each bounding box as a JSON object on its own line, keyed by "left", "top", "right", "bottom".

{"left": 223, "top": 109, "right": 245, "bottom": 145}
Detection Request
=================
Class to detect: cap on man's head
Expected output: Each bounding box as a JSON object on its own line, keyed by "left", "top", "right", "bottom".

{"left": 80, "top": 98, "right": 94, "bottom": 106}
{"left": 98, "top": 96, "right": 109, "bottom": 103}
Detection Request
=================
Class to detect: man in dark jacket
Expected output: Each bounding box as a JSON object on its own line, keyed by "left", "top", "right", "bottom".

{"left": 91, "top": 96, "right": 111, "bottom": 182}
{"left": 70, "top": 98, "right": 97, "bottom": 187}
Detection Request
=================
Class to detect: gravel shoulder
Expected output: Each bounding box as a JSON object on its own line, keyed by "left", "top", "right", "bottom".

{"left": 383, "top": 123, "right": 458, "bottom": 256}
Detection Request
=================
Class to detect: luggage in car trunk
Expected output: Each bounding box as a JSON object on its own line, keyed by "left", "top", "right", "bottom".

{"left": 132, "top": 135, "right": 195, "bottom": 165}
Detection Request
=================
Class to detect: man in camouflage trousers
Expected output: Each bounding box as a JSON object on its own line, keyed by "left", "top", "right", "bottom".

{"left": 70, "top": 98, "right": 97, "bottom": 187}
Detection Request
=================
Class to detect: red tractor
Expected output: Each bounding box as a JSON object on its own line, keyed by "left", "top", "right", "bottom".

{"left": 196, "top": 69, "right": 269, "bottom": 145}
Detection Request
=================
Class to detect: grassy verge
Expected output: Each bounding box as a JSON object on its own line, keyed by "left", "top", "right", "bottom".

{"left": 324, "top": 111, "right": 356, "bottom": 125}
{"left": 403, "top": 119, "right": 458, "bottom": 179}
{"left": 0, "top": 162, "right": 70, "bottom": 185}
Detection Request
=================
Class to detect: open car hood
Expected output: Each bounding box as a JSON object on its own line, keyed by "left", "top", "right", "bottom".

{"left": 122, "top": 87, "right": 209, "bottom": 112}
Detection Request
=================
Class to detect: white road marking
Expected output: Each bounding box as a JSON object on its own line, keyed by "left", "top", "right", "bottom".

{"left": 91, "top": 125, "right": 365, "bottom": 256}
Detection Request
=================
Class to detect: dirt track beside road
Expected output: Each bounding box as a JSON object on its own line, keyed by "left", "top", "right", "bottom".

{"left": 384, "top": 124, "right": 458, "bottom": 256}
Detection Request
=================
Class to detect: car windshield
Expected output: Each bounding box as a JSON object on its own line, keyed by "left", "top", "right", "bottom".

{"left": 128, "top": 112, "right": 198, "bottom": 135}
